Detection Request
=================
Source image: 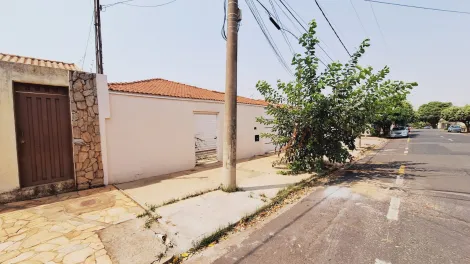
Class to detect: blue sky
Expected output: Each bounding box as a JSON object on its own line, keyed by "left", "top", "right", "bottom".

{"left": 1, "top": 0, "right": 469, "bottom": 107}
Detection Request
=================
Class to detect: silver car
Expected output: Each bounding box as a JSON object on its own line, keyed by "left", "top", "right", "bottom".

{"left": 447, "top": 125, "right": 462, "bottom": 133}
{"left": 390, "top": 127, "right": 409, "bottom": 138}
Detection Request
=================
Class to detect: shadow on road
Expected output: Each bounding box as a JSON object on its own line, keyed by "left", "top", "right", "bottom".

{"left": 328, "top": 160, "right": 432, "bottom": 186}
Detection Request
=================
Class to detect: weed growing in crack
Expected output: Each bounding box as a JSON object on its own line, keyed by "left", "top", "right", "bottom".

{"left": 137, "top": 203, "right": 162, "bottom": 229}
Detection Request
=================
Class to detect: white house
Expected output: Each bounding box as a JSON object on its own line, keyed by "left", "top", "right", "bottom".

{"left": 103, "top": 78, "right": 275, "bottom": 184}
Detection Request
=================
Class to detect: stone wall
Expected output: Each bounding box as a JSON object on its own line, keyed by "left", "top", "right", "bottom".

{"left": 70, "top": 71, "right": 104, "bottom": 190}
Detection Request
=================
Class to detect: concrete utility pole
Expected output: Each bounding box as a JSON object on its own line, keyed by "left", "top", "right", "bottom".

{"left": 222, "top": 0, "right": 240, "bottom": 189}
{"left": 94, "top": 0, "right": 104, "bottom": 74}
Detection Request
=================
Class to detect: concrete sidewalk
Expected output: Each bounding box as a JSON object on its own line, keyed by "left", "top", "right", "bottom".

{"left": 116, "top": 136, "right": 386, "bottom": 257}
{"left": 0, "top": 137, "right": 385, "bottom": 264}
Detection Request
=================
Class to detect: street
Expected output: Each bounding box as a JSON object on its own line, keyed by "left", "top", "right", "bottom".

{"left": 212, "top": 129, "right": 470, "bottom": 264}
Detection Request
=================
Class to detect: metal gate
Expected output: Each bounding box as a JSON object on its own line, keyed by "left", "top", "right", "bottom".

{"left": 14, "top": 83, "right": 74, "bottom": 187}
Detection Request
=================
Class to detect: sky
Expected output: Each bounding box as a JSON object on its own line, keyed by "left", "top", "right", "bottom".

{"left": 1, "top": 0, "right": 469, "bottom": 108}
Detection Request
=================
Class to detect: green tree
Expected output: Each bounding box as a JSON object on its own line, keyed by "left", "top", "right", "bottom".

{"left": 372, "top": 100, "right": 415, "bottom": 136}
{"left": 416, "top": 101, "right": 452, "bottom": 128}
{"left": 441, "top": 105, "right": 470, "bottom": 131}
{"left": 256, "top": 21, "right": 417, "bottom": 173}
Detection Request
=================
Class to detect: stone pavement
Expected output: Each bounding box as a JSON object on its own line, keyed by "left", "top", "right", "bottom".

{"left": 0, "top": 186, "right": 143, "bottom": 264}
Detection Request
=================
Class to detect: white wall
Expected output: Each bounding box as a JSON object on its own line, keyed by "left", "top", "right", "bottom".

{"left": 105, "top": 92, "right": 272, "bottom": 184}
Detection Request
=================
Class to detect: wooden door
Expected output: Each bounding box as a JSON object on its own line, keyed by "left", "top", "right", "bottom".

{"left": 14, "top": 83, "right": 74, "bottom": 187}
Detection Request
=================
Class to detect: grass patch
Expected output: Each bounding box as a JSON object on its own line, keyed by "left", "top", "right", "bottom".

{"left": 137, "top": 203, "right": 162, "bottom": 229}
{"left": 191, "top": 223, "right": 236, "bottom": 252}
{"left": 221, "top": 186, "right": 243, "bottom": 193}
{"left": 156, "top": 187, "right": 221, "bottom": 209}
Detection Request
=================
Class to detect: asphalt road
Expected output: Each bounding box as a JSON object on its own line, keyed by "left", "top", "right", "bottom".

{"left": 212, "top": 129, "right": 470, "bottom": 264}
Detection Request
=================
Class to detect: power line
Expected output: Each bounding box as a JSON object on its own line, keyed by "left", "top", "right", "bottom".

{"left": 364, "top": 0, "right": 470, "bottom": 15}
{"left": 369, "top": 2, "right": 388, "bottom": 48}
{"left": 269, "top": 0, "right": 295, "bottom": 54}
{"left": 313, "top": 0, "right": 351, "bottom": 56}
{"left": 248, "top": 0, "right": 294, "bottom": 74}
{"left": 273, "top": 0, "right": 303, "bottom": 35}
{"left": 349, "top": 0, "right": 368, "bottom": 37}
{"left": 245, "top": 0, "right": 294, "bottom": 74}
{"left": 221, "top": 0, "right": 227, "bottom": 40}
{"left": 281, "top": 0, "right": 334, "bottom": 53}
{"left": 277, "top": 0, "right": 334, "bottom": 63}
{"left": 121, "top": 0, "right": 177, "bottom": 8}
{"left": 102, "top": 0, "right": 177, "bottom": 9}
{"left": 257, "top": 0, "right": 295, "bottom": 55}
{"left": 80, "top": 12, "right": 95, "bottom": 69}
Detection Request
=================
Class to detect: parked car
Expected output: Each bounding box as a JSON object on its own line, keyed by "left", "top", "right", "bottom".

{"left": 448, "top": 125, "right": 462, "bottom": 133}
{"left": 423, "top": 126, "right": 432, "bottom": 129}
{"left": 390, "top": 126, "right": 409, "bottom": 138}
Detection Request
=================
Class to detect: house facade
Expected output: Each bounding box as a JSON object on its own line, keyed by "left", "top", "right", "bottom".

{"left": 0, "top": 54, "right": 110, "bottom": 203}
{"left": 104, "top": 78, "right": 275, "bottom": 184}
{"left": 0, "top": 53, "right": 275, "bottom": 202}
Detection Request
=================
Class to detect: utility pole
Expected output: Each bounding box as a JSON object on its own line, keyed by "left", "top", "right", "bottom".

{"left": 94, "top": 0, "right": 104, "bottom": 74}
{"left": 222, "top": 0, "right": 240, "bottom": 190}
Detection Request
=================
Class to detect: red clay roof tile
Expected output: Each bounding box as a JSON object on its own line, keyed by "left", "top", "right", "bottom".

{"left": 109, "top": 78, "right": 268, "bottom": 106}
{"left": 0, "top": 53, "right": 80, "bottom": 71}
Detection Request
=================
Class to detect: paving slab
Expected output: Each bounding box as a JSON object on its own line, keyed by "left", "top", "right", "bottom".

{"left": 156, "top": 190, "right": 267, "bottom": 253}
{"left": 98, "top": 218, "right": 167, "bottom": 264}
{"left": 0, "top": 186, "right": 145, "bottom": 264}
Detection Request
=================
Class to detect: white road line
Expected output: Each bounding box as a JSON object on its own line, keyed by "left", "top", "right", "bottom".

{"left": 405, "top": 147, "right": 408, "bottom": 150}
{"left": 396, "top": 175, "right": 404, "bottom": 185}
{"left": 440, "top": 136, "right": 444, "bottom": 138}
{"left": 386, "top": 197, "right": 401, "bottom": 221}
{"left": 375, "top": 259, "right": 391, "bottom": 264}
{"left": 448, "top": 138, "right": 453, "bottom": 142}
{"left": 404, "top": 151, "right": 408, "bottom": 154}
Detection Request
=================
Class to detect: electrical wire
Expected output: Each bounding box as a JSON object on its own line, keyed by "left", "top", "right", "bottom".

{"left": 273, "top": 0, "right": 303, "bottom": 35}
{"left": 80, "top": 12, "right": 94, "bottom": 70}
{"left": 349, "top": 0, "right": 368, "bottom": 37}
{"left": 121, "top": 0, "right": 177, "bottom": 8}
{"left": 282, "top": 0, "right": 334, "bottom": 55}
{"left": 102, "top": 0, "right": 177, "bottom": 9}
{"left": 245, "top": 0, "right": 294, "bottom": 74}
{"left": 277, "top": 0, "right": 333, "bottom": 63}
{"left": 269, "top": 0, "right": 295, "bottom": 54}
{"left": 364, "top": 0, "right": 470, "bottom": 15}
{"left": 255, "top": 0, "right": 295, "bottom": 55}
{"left": 221, "top": 0, "right": 227, "bottom": 40}
{"left": 313, "top": 0, "right": 351, "bottom": 56}
{"left": 369, "top": 2, "right": 388, "bottom": 48}
{"left": 283, "top": 0, "right": 334, "bottom": 58}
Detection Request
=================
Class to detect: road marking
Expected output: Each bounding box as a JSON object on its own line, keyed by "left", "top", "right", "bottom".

{"left": 375, "top": 259, "right": 392, "bottom": 264}
{"left": 396, "top": 165, "right": 405, "bottom": 185}
{"left": 386, "top": 197, "right": 401, "bottom": 221}
{"left": 407, "top": 137, "right": 410, "bottom": 143}
{"left": 404, "top": 151, "right": 408, "bottom": 154}
{"left": 398, "top": 165, "right": 405, "bottom": 175}
{"left": 396, "top": 176, "right": 404, "bottom": 185}
{"left": 440, "top": 136, "right": 444, "bottom": 138}
{"left": 448, "top": 138, "right": 453, "bottom": 142}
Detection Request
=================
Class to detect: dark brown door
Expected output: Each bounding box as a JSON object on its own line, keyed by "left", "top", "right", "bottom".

{"left": 14, "top": 83, "right": 74, "bottom": 187}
